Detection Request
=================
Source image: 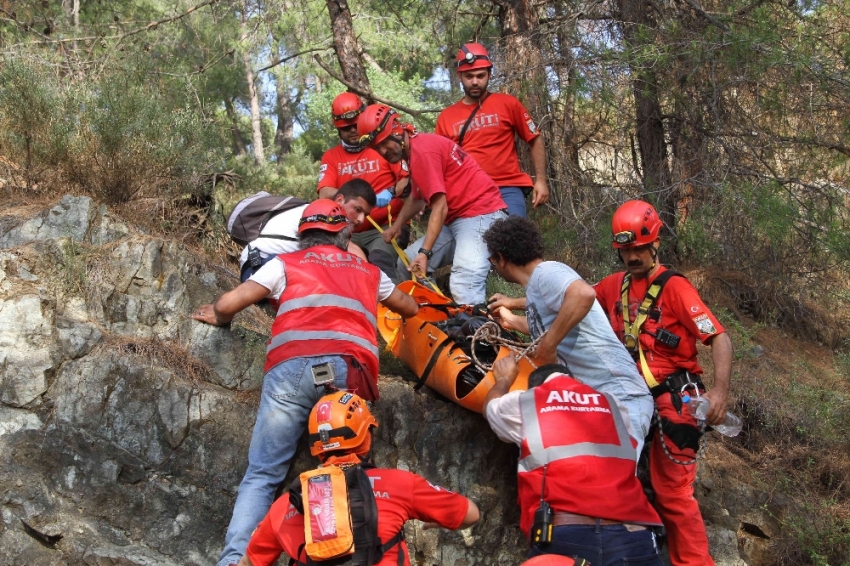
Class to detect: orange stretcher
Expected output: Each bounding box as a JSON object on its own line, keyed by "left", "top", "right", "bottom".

{"left": 377, "top": 281, "right": 537, "bottom": 413}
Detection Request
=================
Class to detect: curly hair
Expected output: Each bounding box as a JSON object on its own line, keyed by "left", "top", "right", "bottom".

{"left": 482, "top": 216, "right": 544, "bottom": 266}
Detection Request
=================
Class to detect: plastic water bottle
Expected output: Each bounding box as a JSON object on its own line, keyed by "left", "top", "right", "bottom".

{"left": 682, "top": 394, "right": 743, "bottom": 437}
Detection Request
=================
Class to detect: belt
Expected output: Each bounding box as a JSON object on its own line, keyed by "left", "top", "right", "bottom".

{"left": 552, "top": 512, "right": 646, "bottom": 531}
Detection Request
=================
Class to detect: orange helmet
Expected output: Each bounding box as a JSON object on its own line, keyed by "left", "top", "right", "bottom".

{"left": 331, "top": 92, "right": 366, "bottom": 128}
{"left": 521, "top": 555, "right": 578, "bottom": 566}
{"left": 298, "top": 199, "right": 349, "bottom": 233}
{"left": 357, "top": 104, "right": 404, "bottom": 147}
{"left": 308, "top": 391, "right": 377, "bottom": 457}
{"left": 611, "top": 200, "right": 663, "bottom": 248}
{"left": 456, "top": 43, "right": 493, "bottom": 72}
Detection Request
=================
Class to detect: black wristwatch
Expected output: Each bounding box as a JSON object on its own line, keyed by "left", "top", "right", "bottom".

{"left": 417, "top": 247, "right": 433, "bottom": 260}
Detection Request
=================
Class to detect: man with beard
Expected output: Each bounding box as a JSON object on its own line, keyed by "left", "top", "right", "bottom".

{"left": 317, "top": 92, "right": 410, "bottom": 282}
{"left": 593, "top": 200, "right": 732, "bottom": 566}
{"left": 435, "top": 42, "right": 548, "bottom": 217}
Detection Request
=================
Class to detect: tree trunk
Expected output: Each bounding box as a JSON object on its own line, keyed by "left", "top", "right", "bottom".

{"left": 275, "top": 80, "right": 296, "bottom": 158}
{"left": 241, "top": 16, "right": 265, "bottom": 164}
{"left": 617, "top": 0, "right": 676, "bottom": 240}
{"left": 224, "top": 98, "right": 248, "bottom": 157}
{"left": 325, "top": 0, "right": 372, "bottom": 97}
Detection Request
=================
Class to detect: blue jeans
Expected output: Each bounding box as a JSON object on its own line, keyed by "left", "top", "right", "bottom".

{"left": 529, "top": 524, "right": 663, "bottom": 566}
{"left": 217, "top": 356, "right": 350, "bottom": 566}
{"left": 400, "top": 210, "right": 508, "bottom": 305}
{"left": 500, "top": 186, "right": 529, "bottom": 217}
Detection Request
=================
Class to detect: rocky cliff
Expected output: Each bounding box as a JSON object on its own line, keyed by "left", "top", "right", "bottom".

{"left": 0, "top": 195, "right": 773, "bottom": 565}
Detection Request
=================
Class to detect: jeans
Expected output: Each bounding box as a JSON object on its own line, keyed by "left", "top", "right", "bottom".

{"left": 352, "top": 226, "right": 409, "bottom": 285}
{"left": 400, "top": 210, "right": 508, "bottom": 305}
{"left": 217, "top": 355, "right": 350, "bottom": 566}
{"left": 500, "top": 186, "right": 529, "bottom": 217}
{"left": 529, "top": 523, "right": 663, "bottom": 566}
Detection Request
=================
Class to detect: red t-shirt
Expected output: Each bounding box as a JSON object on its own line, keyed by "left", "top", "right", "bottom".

{"left": 318, "top": 145, "right": 408, "bottom": 232}
{"left": 435, "top": 93, "right": 539, "bottom": 188}
{"left": 407, "top": 133, "right": 505, "bottom": 223}
{"left": 245, "top": 467, "right": 470, "bottom": 566}
{"left": 594, "top": 266, "right": 726, "bottom": 379}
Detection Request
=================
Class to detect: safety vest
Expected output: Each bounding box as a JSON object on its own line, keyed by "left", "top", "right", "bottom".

{"left": 265, "top": 245, "right": 381, "bottom": 381}
{"left": 516, "top": 375, "right": 661, "bottom": 534}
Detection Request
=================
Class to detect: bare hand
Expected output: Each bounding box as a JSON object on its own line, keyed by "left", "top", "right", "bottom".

{"left": 531, "top": 178, "right": 549, "bottom": 208}
{"left": 701, "top": 388, "right": 728, "bottom": 425}
{"left": 192, "top": 304, "right": 223, "bottom": 326}
{"left": 493, "top": 356, "right": 519, "bottom": 385}
{"left": 382, "top": 224, "right": 401, "bottom": 243}
{"left": 408, "top": 253, "right": 428, "bottom": 277}
{"left": 531, "top": 337, "right": 558, "bottom": 365}
{"left": 488, "top": 293, "right": 523, "bottom": 311}
{"left": 492, "top": 306, "right": 519, "bottom": 331}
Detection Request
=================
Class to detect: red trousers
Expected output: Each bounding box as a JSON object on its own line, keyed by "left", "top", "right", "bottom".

{"left": 650, "top": 392, "right": 715, "bottom": 566}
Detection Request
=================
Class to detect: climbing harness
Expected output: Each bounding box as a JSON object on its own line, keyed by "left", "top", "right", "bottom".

{"left": 619, "top": 270, "right": 683, "bottom": 388}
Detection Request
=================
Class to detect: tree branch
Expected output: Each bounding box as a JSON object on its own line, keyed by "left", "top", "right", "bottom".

{"left": 681, "top": 0, "right": 731, "bottom": 32}
{"left": 256, "top": 45, "right": 332, "bottom": 74}
{"left": 5, "top": 0, "right": 221, "bottom": 46}
{"left": 313, "top": 54, "right": 441, "bottom": 117}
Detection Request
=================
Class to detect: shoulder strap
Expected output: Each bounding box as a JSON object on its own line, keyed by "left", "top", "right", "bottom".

{"left": 621, "top": 269, "right": 684, "bottom": 388}
{"left": 457, "top": 92, "right": 489, "bottom": 146}
{"left": 257, "top": 196, "right": 304, "bottom": 242}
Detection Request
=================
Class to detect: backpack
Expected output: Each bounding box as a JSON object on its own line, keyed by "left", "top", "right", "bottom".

{"left": 226, "top": 191, "right": 308, "bottom": 247}
{"left": 289, "top": 464, "right": 405, "bottom": 566}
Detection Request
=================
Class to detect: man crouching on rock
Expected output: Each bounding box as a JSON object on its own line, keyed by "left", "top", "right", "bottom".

{"left": 192, "top": 199, "right": 418, "bottom": 566}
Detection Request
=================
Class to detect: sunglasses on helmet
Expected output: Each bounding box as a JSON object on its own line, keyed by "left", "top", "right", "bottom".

{"left": 333, "top": 106, "right": 364, "bottom": 122}
{"left": 299, "top": 213, "right": 348, "bottom": 227}
{"left": 612, "top": 230, "right": 637, "bottom": 245}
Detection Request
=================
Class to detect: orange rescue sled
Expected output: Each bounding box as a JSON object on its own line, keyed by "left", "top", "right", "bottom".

{"left": 377, "top": 281, "right": 536, "bottom": 413}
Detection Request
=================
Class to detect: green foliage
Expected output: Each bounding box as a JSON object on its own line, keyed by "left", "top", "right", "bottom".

{"left": 0, "top": 60, "right": 220, "bottom": 203}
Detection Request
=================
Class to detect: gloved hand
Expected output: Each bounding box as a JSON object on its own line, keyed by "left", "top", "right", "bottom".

{"left": 375, "top": 189, "right": 394, "bottom": 208}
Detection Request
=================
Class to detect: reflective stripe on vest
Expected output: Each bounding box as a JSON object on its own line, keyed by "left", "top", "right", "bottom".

{"left": 267, "top": 330, "right": 380, "bottom": 359}
{"left": 518, "top": 388, "right": 636, "bottom": 473}
{"left": 277, "top": 294, "right": 378, "bottom": 328}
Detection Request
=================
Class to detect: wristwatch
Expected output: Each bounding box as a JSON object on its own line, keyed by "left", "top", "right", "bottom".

{"left": 417, "top": 247, "right": 433, "bottom": 260}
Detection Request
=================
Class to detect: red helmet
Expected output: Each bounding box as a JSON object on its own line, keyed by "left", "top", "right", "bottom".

{"left": 611, "top": 200, "right": 663, "bottom": 248}
{"left": 331, "top": 92, "right": 366, "bottom": 128}
{"left": 520, "top": 555, "right": 578, "bottom": 566}
{"left": 456, "top": 43, "right": 493, "bottom": 72}
{"left": 357, "top": 104, "right": 402, "bottom": 147}
{"left": 298, "top": 199, "right": 349, "bottom": 233}
{"left": 308, "top": 390, "right": 377, "bottom": 457}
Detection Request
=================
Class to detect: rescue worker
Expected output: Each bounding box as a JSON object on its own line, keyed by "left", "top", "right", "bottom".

{"left": 238, "top": 179, "right": 375, "bottom": 281}
{"left": 484, "top": 357, "right": 664, "bottom": 566}
{"left": 237, "top": 391, "right": 480, "bottom": 566}
{"left": 192, "top": 200, "right": 419, "bottom": 566}
{"left": 357, "top": 103, "right": 508, "bottom": 306}
{"left": 483, "top": 216, "right": 654, "bottom": 455}
{"left": 435, "top": 42, "right": 549, "bottom": 217}
{"left": 317, "top": 92, "right": 410, "bottom": 283}
{"left": 593, "top": 200, "right": 733, "bottom": 566}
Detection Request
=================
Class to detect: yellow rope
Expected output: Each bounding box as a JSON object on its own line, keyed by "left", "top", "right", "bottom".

{"left": 365, "top": 210, "right": 446, "bottom": 297}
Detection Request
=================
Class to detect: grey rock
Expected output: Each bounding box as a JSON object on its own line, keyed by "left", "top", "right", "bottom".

{"left": 0, "top": 195, "right": 94, "bottom": 249}
{"left": 0, "top": 195, "right": 764, "bottom": 565}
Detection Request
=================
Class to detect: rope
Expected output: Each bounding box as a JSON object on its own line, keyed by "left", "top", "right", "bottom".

{"left": 469, "top": 320, "right": 545, "bottom": 372}
{"left": 365, "top": 210, "right": 446, "bottom": 297}
{"left": 653, "top": 407, "right": 707, "bottom": 466}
